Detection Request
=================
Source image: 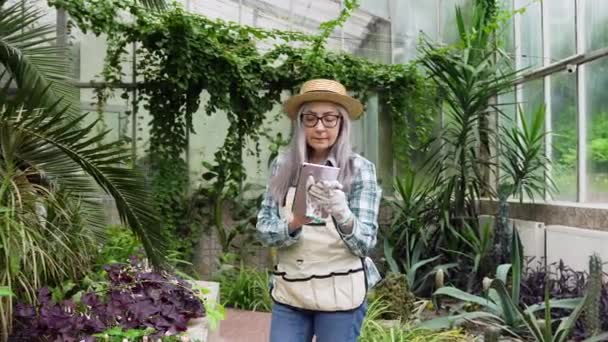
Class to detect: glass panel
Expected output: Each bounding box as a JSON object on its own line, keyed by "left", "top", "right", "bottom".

{"left": 520, "top": 79, "right": 545, "bottom": 201}
{"left": 515, "top": 0, "right": 543, "bottom": 69}
{"left": 440, "top": 0, "right": 471, "bottom": 45}
{"left": 585, "top": 0, "right": 608, "bottom": 52}
{"left": 360, "top": 0, "right": 390, "bottom": 19}
{"left": 354, "top": 20, "right": 391, "bottom": 63}
{"left": 521, "top": 79, "right": 544, "bottom": 123}
{"left": 585, "top": 58, "right": 608, "bottom": 202}
{"left": 498, "top": 87, "right": 517, "bottom": 131}
{"left": 79, "top": 107, "right": 131, "bottom": 144}
{"left": 499, "top": 0, "right": 515, "bottom": 57}
{"left": 392, "top": 0, "right": 440, "bottom": 63}
{"left": 498, "top": 87, "right": 516, "bottom": 190}
{"left": 415, "top": 0, "right": 439, "bottom": 41}
{"left": 550, "top": 72, "right": 577, "bottom": 201}
{"left": 546, "top": 0, "right": 575, "bottom": 61}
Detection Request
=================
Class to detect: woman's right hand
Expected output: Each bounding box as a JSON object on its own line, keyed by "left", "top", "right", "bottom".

{"left": 288, "top": 214, "right": 312, "bottom": 231}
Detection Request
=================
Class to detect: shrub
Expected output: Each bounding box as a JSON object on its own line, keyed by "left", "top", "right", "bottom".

{"left": 96, "top": 225, "right": 145, "bottom": 266}
{"left": 214, "top": 255, "right": 272, "bottom": 312}
{"left": 360, "top": 298, "right": 472, "bottom": 342}
{"left": 370, "top": 272, "right": 416, "bottom": 322}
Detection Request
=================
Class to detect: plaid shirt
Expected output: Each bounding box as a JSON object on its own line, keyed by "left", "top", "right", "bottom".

{"left": 256, "top": 153, "right": 382, "bottom": 288}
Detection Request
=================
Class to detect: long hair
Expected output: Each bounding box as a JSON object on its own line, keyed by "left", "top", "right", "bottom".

{"left": 269, "top": 103, "right": 355, "bottom": 204}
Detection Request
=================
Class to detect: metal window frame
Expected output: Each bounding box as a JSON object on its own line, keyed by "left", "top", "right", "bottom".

{"left": 575, "top": 0, "right": 587, "bottom": 202}
{"left": 542, "top": 0, "right": 552, "bottom": 202}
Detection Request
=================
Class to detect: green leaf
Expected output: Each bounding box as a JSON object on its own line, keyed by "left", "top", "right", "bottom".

{"left": 526, "top": 298, "right": 583, "bottom": 313}
{"left": 496, "top": 264, "right": 512, "bottom": 283}
{"left": 0, "top": 287, "right": 13, "bottom": 297}
{"left": 0, "top": 1, "right": 79, "bottom": 121}
{"left": 383, "top": 238, "right": 400, "bottom": 274}
{"left": 433, "top": 286, "right": 499, "bottom": 313}
{"left": 2, "top": 93, "right": 166, "bottom": 267}
{"left": 418, "top": 311, "right": 502, "bottom": 330}
{"left": 511, "top": 228, "right": 523, "bottom": 302}
{"left": 489, "top": 279, "right": 523, "bottom": 327}
{"left": 553, "top": 292, "right": 589, "bottom": 342}
{"left": 582, "top": 332, "right": 608, "bottom": 342}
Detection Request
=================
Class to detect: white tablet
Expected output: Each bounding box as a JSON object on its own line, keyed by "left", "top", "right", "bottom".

{"left": 293, "top": 162, "right": 340, "bottom": 218}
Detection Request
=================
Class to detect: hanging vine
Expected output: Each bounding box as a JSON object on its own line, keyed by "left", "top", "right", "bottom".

{"left": 48, "top": 0, "right": 437, "bottom": 258}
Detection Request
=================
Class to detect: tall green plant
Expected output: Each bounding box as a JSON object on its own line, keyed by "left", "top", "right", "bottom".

{"left": 409, "top": 0, "right": 550, "bottom": 283}
{"left": 0, "top": 1, "right": 168, "bottom": 339}
{"left": 443, "top": 220, "right": 493, "bottom": 291}
{"left": 494, "top": 105, "right": 554, "bottom": 264}
{"left": 419, "top": 1, "right": 518, "bottom": 224}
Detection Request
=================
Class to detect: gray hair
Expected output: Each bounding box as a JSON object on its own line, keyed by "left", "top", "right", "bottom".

{"left": 269, "top": 103, "right": 355, "bottom": 205}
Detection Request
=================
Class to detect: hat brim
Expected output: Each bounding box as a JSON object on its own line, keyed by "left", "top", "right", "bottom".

{"left": 283, "top": 92, "right": 364, "bottom": 120}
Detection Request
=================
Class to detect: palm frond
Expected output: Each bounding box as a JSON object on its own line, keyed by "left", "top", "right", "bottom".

{"left": 0, "top": 1, "right": 78, "bottom": 119}
{"left": 1, "top": 88, "right": 166, "bottom": 267}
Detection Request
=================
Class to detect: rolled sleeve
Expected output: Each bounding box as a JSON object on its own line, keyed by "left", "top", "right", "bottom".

{"left": 337, "top": 158, "right": 382, "bottom": 257}
{"left": 255, "top": 159, "right": 302, "bottom": 248}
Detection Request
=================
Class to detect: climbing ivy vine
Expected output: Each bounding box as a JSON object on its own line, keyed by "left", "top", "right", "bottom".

{"left": 49, "top": 0, "right": 437, "bottom": 260}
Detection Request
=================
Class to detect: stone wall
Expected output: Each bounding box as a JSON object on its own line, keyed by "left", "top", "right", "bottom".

{"left": 479, "top": 200, "right": 608, "bottom": 231}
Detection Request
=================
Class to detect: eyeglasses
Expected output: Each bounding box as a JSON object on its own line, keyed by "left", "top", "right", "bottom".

{"left": 301, "top": 113, "right": 341, "bottom": 128}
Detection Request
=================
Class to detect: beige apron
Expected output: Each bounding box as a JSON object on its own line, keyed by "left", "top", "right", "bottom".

{"left": 270, "top": 187, "right": 367, "bottom": 312}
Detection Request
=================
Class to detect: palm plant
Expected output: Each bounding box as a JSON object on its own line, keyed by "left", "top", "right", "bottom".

{"left": 0, "top": 0, "right": 167, "bottom": 339}
{"left": 493, "top": 105, "right": 554, "bottom": 264}
{"left": 411, "top": 0, "right": 551, "bottom": 285}
{"left": 419, "top": 1, "right": 518, "bottom": 225}
{"left": 443, "top": 220, "right": 493, "bottom": 291}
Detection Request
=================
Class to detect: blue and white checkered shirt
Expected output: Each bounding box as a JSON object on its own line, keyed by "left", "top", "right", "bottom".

{"left": 256, "top": 153, "right": 382, "bottom": 288}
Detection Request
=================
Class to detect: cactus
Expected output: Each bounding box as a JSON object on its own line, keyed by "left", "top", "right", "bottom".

{"left": 584, "top": 253, "right": 603, "bottom": 336}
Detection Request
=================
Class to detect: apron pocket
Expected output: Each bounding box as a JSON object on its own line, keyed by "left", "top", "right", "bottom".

{"left": 271, "top": 269, "right": 366, "bottom": 312}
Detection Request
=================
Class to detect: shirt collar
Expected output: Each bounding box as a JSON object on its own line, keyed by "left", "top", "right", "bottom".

{"left": 325, "top": 153, "right": 338, "bottom": 167}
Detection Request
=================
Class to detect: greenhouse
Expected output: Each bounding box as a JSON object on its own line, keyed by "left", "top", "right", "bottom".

{"left": 2, "top": 0, "right": 608, "bottom": 341}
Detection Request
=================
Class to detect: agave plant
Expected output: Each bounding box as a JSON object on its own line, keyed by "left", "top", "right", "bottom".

{"left": 384, "top": 233, "right": 457, "bottom": 297}
{"left": 419, "top": 231, "right": 579, "bottom": 334}
{"left": 0, "top": 0, "right": 167, "bottom": 339}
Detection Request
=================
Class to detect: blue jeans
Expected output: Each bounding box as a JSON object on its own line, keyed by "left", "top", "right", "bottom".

{"left": 269, "top": 301, "right": 367, "bottom": 342}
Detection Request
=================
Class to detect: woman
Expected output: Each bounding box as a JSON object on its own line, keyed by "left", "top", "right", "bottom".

{"left": 256, "top": 79, "right": 382, "bottom": 342}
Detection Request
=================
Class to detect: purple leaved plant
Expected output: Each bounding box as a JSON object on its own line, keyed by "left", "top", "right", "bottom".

{"left": 520, "top": 259, "right": 608, "bottom": 341}
{"left": 11, "top": 260, "right": 205, "bottom": 341}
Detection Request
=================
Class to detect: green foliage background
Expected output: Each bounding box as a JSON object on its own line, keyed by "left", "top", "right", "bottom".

{"left": 49, "top": 0, "right": 438, "bottom": 261}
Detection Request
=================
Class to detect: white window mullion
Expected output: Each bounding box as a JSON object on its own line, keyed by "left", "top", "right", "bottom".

{"left": 576, "top": 0, "right": 587, "bottom": 202}
{"left": 514, "top": 0, "right": 523, "bottom": 129}
{"left": 542, "top": 0, "right": 552, "bottom": 201}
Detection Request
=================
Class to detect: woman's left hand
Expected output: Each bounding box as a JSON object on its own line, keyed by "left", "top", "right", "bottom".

{"left": 309, "top": 181, "right": 353, "bottom": 226}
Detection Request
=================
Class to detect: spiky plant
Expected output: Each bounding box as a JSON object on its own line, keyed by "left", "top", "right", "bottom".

{"left": 585, "top": 254, "right": 603, "bottom": 337}
{"left": 0, "top": 0, "right": 167, "bottom": 339}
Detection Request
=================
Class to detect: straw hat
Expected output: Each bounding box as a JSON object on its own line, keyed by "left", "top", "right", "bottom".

{"left": 283, "top": 79, "right": 364, "bottom": 120}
